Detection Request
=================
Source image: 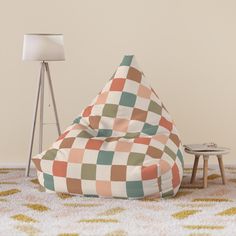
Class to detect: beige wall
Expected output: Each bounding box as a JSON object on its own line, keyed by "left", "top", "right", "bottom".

{"left": 0, "top": 0, "right": 235, "bottom": 167}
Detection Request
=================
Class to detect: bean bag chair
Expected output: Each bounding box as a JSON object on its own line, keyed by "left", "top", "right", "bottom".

{"left": 33, "top": 55, "right": 184, "bottom": 199}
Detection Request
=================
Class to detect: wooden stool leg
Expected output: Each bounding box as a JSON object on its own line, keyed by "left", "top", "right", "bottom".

{"left": 190, "top": 155, "right": 200, "bottom": 184}
{"left": 217, "top": 155, "right": 226, "bottom": 185}
{"left": 203, "top": 155, "right": 209, "bottom": 188}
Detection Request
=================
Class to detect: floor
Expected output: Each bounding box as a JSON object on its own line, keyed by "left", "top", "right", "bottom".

{"left": 1, "top": 167, "right": 236, "bottom": 236}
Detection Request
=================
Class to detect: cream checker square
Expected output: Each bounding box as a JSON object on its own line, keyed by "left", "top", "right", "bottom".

{"left": 54, "top": 176, "right": 68, "bottom": 192}
{"left": 67, "top": 163, "right": 81, "bottom": 179}
{"left": 81, "top": 180, "right": 97, "bottom": 195}
{"left": 96, "top": 165, "right": 111, "bottom": 181}
{"left": 112, "top": 152, "right": 129, "bottom": 165}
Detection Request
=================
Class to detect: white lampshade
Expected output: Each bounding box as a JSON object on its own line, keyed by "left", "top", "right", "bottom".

{"left": 22, "top": 34, "right": 65, "bottom": 61}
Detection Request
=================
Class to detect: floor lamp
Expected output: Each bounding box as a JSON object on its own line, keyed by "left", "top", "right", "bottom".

{"left": 23, "top": 34, "right": 65, "bottom": 177}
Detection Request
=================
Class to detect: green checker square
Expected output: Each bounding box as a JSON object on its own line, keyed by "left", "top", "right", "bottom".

{"left": 127, "top": 152, "right": 145, "bottom": 166}
{"left": 119, "top": 92, "right": 137, "bottom": 107}
{"left": 177, "top": 149, "right": 184, "bottom": 168}
{"left": 84, "top": 194, "right": 99, "bottom": 198}
{"left": 126, "top": 181, "right": 144, "bottom": 198}
{"left": 162, "top": 189, "right": 174, "bottom": 198}
{"left": 120, "top": 55, "right": 133, "bottom": 66}
{"left": 102, "top": 104, "right": 118, "bottom": 118}
{"left": 81, "top": 164, "right": 96, "bottom": 180}
{"left": 97, "top": 150, "right": 114, "bottom": 165}
{"left": 42, "top": 149, "right": 58, "bottom": 160}
{"left": 97, "top": 129, "right": 112, "bottom": 137}
{"left": 43, "top": 173, "right": 55, "bottom": 191}
{"left": 148, "top": 100, "right": 162, "bottom": 115}
{"left": 142, "top": 123, "right": 158, "bottom": 135}
{"left": 73, "top": 116, "right": 82, "bottom": 124}
{"left": 124, "top": 132, "right": 140, "bottom": 139}
{"left": 164, "top": 146, "right": 176, "bottom": 160}
{"left": 77, "top": 130, "right": 93, "bottom": 138}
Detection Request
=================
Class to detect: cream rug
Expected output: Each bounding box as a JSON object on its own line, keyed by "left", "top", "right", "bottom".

{"left": 1, "top": 167, "right": 236, "bottom": 236}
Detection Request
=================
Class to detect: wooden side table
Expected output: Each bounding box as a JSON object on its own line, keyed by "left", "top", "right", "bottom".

{"left": 185, "top": 148, "right": 230, "bottom": 188}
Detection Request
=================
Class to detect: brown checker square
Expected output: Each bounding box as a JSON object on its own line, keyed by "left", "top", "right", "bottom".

{"left": 110, "top": 78, "right": 126, "bottom": 91}
{"left": 52, "top": 161, "right": 67, "bottom": 177}
{"left": 89, "top": 116, "right": 101, "bottom": 129}
{"left": 85, "top": 139, "right": 103, "bottom": 150}
{"left": 59, "top": 137, "right": 75, "bottom": 149}
{"left": 111, "top": 165, "right": 127, "bottom": 181}
{"left": 66, "top": 178, "right": 82, "bottom": 194}
{"left": 127, "top": 67, "right": 142, "bottom": 83}
{"left": 147, "top": 146, "right": 163, "bottom": 159}
{"left": 169, "top": 133, "right": 180, "bottom": 147}
{"left": 57, "top": 130, "right": 69, "bottom": 141}
{"left": 131, "top": 108, "right": 147, "bottom": 122}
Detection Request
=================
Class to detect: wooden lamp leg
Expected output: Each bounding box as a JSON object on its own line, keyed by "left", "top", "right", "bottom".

{"left": 25, "top": 62, "right": 61, "bottom": 177}
{"left": 25, "top": 62, "right": 44, "bottom": 177}
{"left": 45, "top": 62, "right": 61, "bottom": 136}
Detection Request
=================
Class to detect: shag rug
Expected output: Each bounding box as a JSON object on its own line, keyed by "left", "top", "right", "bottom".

{"left": 1, "top": 167, "right": 236, "bottom": 236}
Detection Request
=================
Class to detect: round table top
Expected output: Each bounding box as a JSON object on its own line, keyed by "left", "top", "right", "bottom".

{"left": 185, "top": 147, "right": 230, "bottom": 156}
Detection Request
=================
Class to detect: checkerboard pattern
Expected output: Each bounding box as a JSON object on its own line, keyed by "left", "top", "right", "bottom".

{"left": 33, "top": 55, "right": 184, "bottom": 199}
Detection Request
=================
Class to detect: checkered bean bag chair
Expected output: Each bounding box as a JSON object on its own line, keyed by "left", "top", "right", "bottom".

{"left": 33, "top": 55, "right": 184, "bottom": 199}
